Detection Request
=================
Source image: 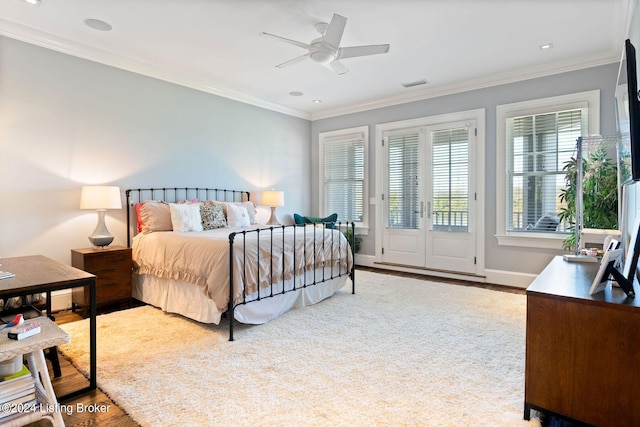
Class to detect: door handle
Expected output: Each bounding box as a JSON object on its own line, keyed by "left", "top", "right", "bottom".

{"left": 427, "top": 201, "right": 431, "bottom": 219}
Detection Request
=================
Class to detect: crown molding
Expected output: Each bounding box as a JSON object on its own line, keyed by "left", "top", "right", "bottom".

{"left": 310, "top": 52, "right": 621, "bottom": 120}
{"left": 0, "top": 19, "right": 311, "bottom": 121}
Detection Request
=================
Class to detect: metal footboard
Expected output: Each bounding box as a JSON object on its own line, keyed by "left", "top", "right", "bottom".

{"left": 228, "top": 222, "right": 355, "bottom": 341}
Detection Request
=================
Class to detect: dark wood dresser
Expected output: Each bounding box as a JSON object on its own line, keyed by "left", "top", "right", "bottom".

{"left": 71, "top": 246, "right": 132, "bottom": 313}
{"left": 525, "top": 256, "right": 640, "bottom": 427}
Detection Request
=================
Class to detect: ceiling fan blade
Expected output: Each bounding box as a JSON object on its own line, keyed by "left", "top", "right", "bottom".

{"left": 323, "top": 14, "right": 347, "bottom": 49}
{"left": 276, "top": 54, "right": 310, "bottom": 69}
{"left": 260, "top": 32, "right": 311, "bottom": 50}
{"left": 337, "top": 44, "right": 390, "bottom": 60}
{"left": 327, "top": 60, "right": 348, "bottom": 75}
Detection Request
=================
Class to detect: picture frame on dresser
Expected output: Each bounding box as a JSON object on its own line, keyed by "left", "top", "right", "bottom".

{"left": 589, "top": 239, "right": 623, "bottom": 295}
{"left": 589, "top": 238, "right": 636, "bottom": 297}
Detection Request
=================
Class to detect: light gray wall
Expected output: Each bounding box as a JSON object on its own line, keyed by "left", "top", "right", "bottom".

{"left": 0, "top": 36, "right": 311, "bottom": 265}
{"left": 311, "top": 63, "right": 620, "bottom": 275}
{"left": 0, "top": 33, "right": 622, "bottom": 278}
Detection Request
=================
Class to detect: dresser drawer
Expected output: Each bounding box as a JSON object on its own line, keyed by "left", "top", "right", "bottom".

{"left": 95, "top": 269, "right": 131, "bottom": 288}
{"left": 79, "top": 251, "right": 131, "bottom": 273}
{"left": 96, "top": 281, "right": 131, "bottom": 303}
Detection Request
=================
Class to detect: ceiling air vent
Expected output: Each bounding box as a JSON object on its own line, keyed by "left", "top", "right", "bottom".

{"left": 401, "top": 79, "right": 429, "bottom": 88}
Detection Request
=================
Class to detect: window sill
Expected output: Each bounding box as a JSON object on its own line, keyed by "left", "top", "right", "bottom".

{"left": 495, "top": 232, "right": 567, "bottom": 250}
{"left": 335, "top": 224, "right": 369, "bottom": 236}
{"left": 355, "top": 226, "right": 369, "bottom": 236}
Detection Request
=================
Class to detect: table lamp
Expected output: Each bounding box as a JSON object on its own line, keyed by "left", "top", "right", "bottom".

{"left": 80, "top": 186, "right": 122, "bottom": 247}
{"left": 262, "top": 190, "right": 284, "bottom": 225}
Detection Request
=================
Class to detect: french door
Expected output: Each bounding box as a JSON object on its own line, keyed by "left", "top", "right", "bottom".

{"left": 380, "top": 120, "right": 478, "bottom": 274}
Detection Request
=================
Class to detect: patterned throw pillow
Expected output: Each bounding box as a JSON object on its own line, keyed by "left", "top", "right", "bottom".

{"left": 200, "top": 203, "right": 227, "bottom": 230}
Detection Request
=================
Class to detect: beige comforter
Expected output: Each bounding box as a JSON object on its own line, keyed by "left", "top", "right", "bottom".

{"left": 132, "top": 226, "right": 353, "bottom": 312}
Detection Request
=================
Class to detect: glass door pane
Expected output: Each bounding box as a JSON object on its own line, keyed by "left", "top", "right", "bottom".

{"left": 387, "top": 133, "right": 421, "bottom": 229}
{"left": 431, "top": 127, "right": 469, "bottom": 232}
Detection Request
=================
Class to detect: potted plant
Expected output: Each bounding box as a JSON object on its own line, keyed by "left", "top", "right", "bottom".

{"left": 343, "top": 227, "right": 362, "bottom": 253}
{"left": 558, "top": 147, "right": 623, "bottom": 251}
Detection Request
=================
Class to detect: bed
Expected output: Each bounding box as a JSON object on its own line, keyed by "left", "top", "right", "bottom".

{"left": 126, "top": 187, "right": 355, "bottom": 340}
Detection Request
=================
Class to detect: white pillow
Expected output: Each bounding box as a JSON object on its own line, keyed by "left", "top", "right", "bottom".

{"left": 226, "top": 203, "right": 251, "bottom": 227}
{"left": 169, "top": 203, "right": 203, "bottom": 232}
{"left": 225, "top": 201, "right": 257, "bottom": 224}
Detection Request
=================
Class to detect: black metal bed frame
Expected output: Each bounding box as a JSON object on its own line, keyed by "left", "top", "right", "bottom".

{"left": 125, "top": 187, "right": 355, "bottom": 341}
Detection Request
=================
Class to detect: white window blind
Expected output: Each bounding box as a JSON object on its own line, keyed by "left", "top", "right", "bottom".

{"left": 432, "top": 127, "right": 469, "bottom": 231}
{"left": 387, "top": 132, "right": 420, "bottom": 229}
{"left": 506, "top": 108, "right": 585, "bottom": 233}
{"left": 322, "top": 133, "right": 364, "bottom": 222}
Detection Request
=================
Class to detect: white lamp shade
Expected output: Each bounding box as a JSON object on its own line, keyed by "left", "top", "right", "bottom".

{"left": 80, "top": 186, "right": 122, "bottom": 210}
{"left": 262, "top": 190, "right": 285, "bottom": 207}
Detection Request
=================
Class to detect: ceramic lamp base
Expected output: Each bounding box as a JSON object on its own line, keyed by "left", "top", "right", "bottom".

{"left": 266, "top": 206, "right": 280, "bottom": 225}
{"left": 88, "top": 209, "right": 114, "bottom": 247}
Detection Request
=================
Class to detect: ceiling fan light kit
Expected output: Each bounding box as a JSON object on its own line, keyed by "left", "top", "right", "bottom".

{"left": 261, "top": 13, "right": 390, "bottom": 75}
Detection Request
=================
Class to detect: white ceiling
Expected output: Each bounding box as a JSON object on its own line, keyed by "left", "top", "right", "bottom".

{"left": 0, "top": 0, "right": 631, "bottom": 120}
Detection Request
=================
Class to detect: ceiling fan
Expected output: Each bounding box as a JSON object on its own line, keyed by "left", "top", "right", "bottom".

{"left": 260, "top": 13, "right": 390, "bottom": 75}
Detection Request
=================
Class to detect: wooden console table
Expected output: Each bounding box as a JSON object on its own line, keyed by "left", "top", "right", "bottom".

{"left": 0, "top": 255, "right": 96, "bottom": 399}
{"left": 525, "top": 256, "right": 640, "bottom": 427}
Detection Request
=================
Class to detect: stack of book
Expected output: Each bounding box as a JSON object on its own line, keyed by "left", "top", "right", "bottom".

{"left": 0, "top": 364, "right": 37, "bottom": 420}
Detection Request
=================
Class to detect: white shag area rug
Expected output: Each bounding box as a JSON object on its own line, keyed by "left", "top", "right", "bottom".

{"left": 59, "top": 270, "right": 541, "bottom": 427}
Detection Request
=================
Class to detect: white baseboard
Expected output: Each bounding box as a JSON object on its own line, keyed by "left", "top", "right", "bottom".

{"left": 483, "top": 269, "right": 536, "bottom": 289}
{"left": 354, "top": 254, "right": 535, "bottom": 289}
{"left": 354, "top": 254, "right": 486, "bottom": 283}
{"left": 50, "top": 290, "right": 72, "bottom": 313}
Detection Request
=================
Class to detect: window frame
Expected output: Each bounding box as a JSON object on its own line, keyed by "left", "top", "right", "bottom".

{"left": 318, "top": 125, "right": 369, "bottom": 234}
{"left": 496, "top": 90, "right": 600, "bottom": 249}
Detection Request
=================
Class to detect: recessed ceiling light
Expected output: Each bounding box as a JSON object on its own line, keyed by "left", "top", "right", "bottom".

{"left": 312, "top": 99, "right": 322, "bottom": 104}
{"left": 23, "top": 0, "right": 41, "bottom": 5}
{"left": 84, "top": 18, "right": 113, "bottom": 32}
{"left": 289, "top": 91, "right": 303, "bottom": 97}
{"left": 539, "top": 43, "right": 553, "bottom": 50}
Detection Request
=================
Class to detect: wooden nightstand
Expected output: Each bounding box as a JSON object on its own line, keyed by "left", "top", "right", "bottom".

{"left": 71, "top": 246, "right": 132, "bottom": 313}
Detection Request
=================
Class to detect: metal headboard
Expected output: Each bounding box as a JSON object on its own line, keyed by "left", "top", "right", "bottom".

{"left": 125, "top": 187, "right": 250, "bottom": 246}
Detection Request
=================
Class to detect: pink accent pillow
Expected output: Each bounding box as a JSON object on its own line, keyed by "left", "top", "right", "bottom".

{"left": 135, "top": 203, "right": 145, "bottom": 233}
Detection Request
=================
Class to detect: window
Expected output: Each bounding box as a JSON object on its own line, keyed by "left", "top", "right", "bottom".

{"left": 507, "top": 110, "right": 584, "bottom": 232}
{"left": 319, "top": 126, "right": 368, "bottom": 230}
{"left": 432, "top": 127, "right": 469, "bottom": 232}
{"left": 496, "top": 90, "right": 600, "bottom": 248}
